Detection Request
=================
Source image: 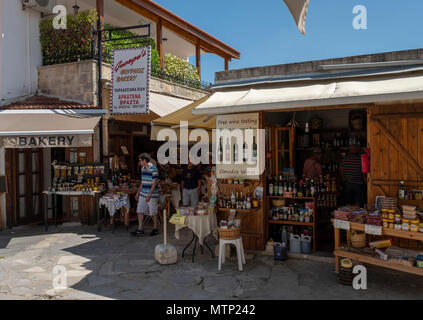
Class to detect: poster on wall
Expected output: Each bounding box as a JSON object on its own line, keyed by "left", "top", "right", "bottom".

{"left": 111, "top": 46, "right": 151, "bottom": 115}
{"left": 216, "top": 113, "right": 261, "bottom": 180}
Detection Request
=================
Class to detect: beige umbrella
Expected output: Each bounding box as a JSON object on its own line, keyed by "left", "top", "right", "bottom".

{"left": 283, "top": 0, "right": 310, "bottom": 35}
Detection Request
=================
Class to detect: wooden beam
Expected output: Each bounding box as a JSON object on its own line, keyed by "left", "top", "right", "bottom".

{"left": 115, "top": 0, "right": 240, "bottom": 60}
{"left": 96, "top": 0, "right": 104, "bottom": 28}
{"left": 371, "top": 113, "right": 423, "bottom": 121}
{"left": 156, "top": 18, "right": 163, "bottom": 69}
{"left": 373, "top": 179, "right": 423, "bottom": 186}
{"left": 224, "top": 58, "right": 229, "bottom": 71}
{"left": 373, "top": 119, "right": 423, "bottom": 178}
{"left": 196, "top": 44, "right": 201, "bottom": 80}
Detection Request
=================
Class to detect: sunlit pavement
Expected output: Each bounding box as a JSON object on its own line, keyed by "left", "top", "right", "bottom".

{"left": 0, "top": 224, "right": 422, "bottom": 300}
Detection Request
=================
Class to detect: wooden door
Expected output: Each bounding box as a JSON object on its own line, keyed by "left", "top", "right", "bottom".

{"left": 273, "top": 127, "right": 295, "bottom": 176}
{"left": 368, "top": 104, "right": 423, "bottom": 249}
{"left": 6, "top": 149, "right": 44, "bottom": 226}
{"left": 368, "top": 104, "right": 423, "bottom": 200}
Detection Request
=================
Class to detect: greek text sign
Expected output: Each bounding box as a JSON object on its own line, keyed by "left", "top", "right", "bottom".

{"left": 111, "top": 46, "right": 150, "bottom": 115}
{"left": 3, "top": 135, "right": 92, "bottom": 148}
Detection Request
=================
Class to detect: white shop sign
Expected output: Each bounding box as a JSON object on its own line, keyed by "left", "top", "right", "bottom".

{"left": 111, "top": 46, "right": 150, "bottom": 115}
{"left": 3, "top": 135, "right": 92, "bottom": 148}
{"left": 334, "top": 219, "right": 350, "bottom": 230}
{"left": 365, "top": 224, "right": 383, "bottom": 236}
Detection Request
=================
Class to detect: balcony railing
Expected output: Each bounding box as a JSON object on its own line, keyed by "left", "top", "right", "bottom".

{"left": 42, "top": 41, "right": 211, "bottom": 91}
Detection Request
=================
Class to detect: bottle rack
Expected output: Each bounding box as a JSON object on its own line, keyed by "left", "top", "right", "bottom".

{"left": 267, "top": 196, "right": 317, "bottom": 252}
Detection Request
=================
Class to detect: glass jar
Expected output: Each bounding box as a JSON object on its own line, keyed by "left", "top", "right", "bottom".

{"left": 419, "top": 222, "right": 423, "bottom": 233}
{"left": 394, "top": 222, "right": 402, "bottom": 230}
{"left": 410, "top": 220, "right": 420, "bottom": 232}
{"left": 382, "top": 219, "right": 389, "bottom": 229}
{"left": 402, "top": 219, "right": 410, "bottom": 231}
{"left": 394, "top": 214, "right": 402, "bottom": 224}
{"left": 388, "top": 219, "right": 395, "bottom": 229}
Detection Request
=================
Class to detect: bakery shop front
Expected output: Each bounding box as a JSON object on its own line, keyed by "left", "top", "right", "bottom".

{"left": 0, "top": 110, "right": 103, "bottom": 228}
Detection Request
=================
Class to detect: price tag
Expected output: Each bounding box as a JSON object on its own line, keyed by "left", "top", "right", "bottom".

{"left": 334, "top": 219, "right": 350, "bottom": 230}
{"left": 365, "top": 224, "right": 382, "bottom": 236}
{"left": 169, "top": 214, "right": 186, "bottom": 226}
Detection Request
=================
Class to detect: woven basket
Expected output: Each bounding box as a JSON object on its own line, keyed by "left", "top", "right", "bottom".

{"left": 217, "top": 227, "right": 241, "bottom": 240}
{"left": 350, "top": 231, "right": 366, "bottom": 248}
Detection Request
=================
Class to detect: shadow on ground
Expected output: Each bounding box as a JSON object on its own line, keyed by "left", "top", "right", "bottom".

{"left": 1, "top": 222, "right": 423, "bottom": 300}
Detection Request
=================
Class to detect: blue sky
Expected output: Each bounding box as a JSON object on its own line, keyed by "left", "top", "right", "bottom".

{"left": 155, "top": 0, "right": 423, "bottom": 84}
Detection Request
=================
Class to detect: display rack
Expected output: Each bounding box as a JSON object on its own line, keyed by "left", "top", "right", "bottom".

{"left": 332, "top": 219, "right": 423, "bottom": 277}
{"left": 267, "top": 196, "right": 317, "bottom": 251}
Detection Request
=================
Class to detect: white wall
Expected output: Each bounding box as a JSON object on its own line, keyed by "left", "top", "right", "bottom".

{"left": 0, "top": 0, "right": 42, "bottom": 105}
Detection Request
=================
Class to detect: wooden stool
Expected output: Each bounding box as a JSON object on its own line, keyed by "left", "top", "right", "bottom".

{"left": 218, "top": 237, "right": 246, "bottom": 271}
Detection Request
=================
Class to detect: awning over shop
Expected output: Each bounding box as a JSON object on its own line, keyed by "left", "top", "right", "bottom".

{"left": 151, "top": 95, "right": 215, "bottom": 141}
{"left": 149, "top": 93, "right": 193, "bottom": 118}
{"left": 0, "top": 113, "right": 101, "bottom": 148}
{"left": 192, "top": 73, "right": 423, "bottom": 115}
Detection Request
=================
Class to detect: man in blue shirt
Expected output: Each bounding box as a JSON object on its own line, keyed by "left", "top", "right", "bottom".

{"left": 131, "top": 153, "right": 160, "bottom": 237}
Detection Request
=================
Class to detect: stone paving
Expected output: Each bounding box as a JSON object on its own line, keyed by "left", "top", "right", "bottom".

{"left": 0, "top": 224, "right": 423, "bottom": 300}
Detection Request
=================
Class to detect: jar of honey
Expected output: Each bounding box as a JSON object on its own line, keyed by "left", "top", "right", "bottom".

{"left": 402, "top": 219, "right": 410, "bottom": 231}
{"left": 410, "top": 220, "right": 420, "bottom": 232}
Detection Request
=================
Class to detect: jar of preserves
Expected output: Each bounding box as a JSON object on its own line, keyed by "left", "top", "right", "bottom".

{"left": 382, "top": 219, "right": 389, "bottom": 229}
{"left": 410, "top": 220, "right": 420, "bottom": 232}
{"left": 402, "top": 219, "right": 410, "bottom": 231}
{"left": 388, "top": 219, "right": 395, "bottom": 229}
{"left": 419, "top": 222, "right": 423, "bottom": 233}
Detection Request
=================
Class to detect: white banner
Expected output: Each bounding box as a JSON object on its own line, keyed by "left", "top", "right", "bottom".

{"left": 216, "top": 113, "right": 261, "bottom": 180}
{"left": 111, "top": 46, "right": 150, "bottom": 115}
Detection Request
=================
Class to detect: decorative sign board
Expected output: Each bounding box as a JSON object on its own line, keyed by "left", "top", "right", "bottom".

{"left": 111, "top": 46, "right": 151, "bottom": 115}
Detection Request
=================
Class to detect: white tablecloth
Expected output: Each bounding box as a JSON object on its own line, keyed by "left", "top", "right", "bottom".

{"left": 99, "top": 196, "right": 130, "bottom": 217}
{"left": 175, "top": 214, "right": 218, "bottom": 246}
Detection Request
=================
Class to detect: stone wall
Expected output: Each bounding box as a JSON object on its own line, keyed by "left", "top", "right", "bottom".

{"left": 215, "top": 48, "right": 423, "bottom": 84}
{"left": 38, "top": 60, "right": 208, "bottom": 105}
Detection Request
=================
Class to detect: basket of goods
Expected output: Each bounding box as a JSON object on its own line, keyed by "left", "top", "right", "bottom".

{"left": 310, "top": 117, "right": 323, "bottom": 130}
{"left": 339, "top": 259, "right": 354, "bottom": 286}
{"left": 217, "top": 212, "right": 241, "bottom": 240}
{"left": 158, "top": 180, "right": 178, "bottom": 195}
{"left": 350, "top": 230, "right": 366, "bottom": 248}
{"left": 351, "top": 113, "right": 364, "bottom": 130}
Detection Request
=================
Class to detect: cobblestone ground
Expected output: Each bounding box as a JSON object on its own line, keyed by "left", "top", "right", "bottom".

{"left": 0, "top": 224, "right": 422, "bottom": 300}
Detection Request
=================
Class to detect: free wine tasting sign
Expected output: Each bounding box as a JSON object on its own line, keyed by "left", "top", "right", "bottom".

{"left": 111, "top": 46, "right": 151, "bottom": 115}
{"left": 216, "top": 113, "right": 261, "bottom": 180}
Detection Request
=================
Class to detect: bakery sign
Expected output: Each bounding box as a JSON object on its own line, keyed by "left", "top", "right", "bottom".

{"left": 2, "top": 135, "right": 93, "bottom": 148}
{"left": 111, "top": 46, "right": 151, "bottom": 115}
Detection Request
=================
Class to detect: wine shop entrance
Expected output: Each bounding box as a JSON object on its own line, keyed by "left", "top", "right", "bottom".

{"left": 263, "top": 107, "right": 368, "bottom": 252}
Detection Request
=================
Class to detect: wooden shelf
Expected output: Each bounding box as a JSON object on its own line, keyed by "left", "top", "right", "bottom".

{"left": 218, "top": 207, "right": 260, "bottom": 214}
{"left": 267, "top": 196, "right": 315, "bottom": 200}
{"left": 334, "top": 249, "right": 423, "bottom": 277}
{"left": 334, "top": 220, "right": 423, "bottom": 241}
{"left": 399, "top": 199, "right": 423, "bottom": 206}
{"left": 268, "top": 220, "right": 314, "bottom": 227}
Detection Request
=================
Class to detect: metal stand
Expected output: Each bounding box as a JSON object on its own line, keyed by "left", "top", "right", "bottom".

{"left": 182, "top": 230, "right": 215, "bottom": 263}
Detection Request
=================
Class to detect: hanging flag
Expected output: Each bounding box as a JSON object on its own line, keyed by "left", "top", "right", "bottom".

{"left": 283, "top": 0, "right": 310, "bottom": 35}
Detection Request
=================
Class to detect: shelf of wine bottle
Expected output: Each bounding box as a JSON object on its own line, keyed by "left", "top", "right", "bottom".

{"left": 218, "top": 207, "right": 260, "bottom": 213}
{"left": 267, "top": 196, "right": 315, "bottom": 200}
{"left": 268, "top": 220, "right": 314, "bottom": 227}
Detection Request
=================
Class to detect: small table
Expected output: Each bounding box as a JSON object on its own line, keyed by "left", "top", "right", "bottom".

{"left": 175, "top": 214, "right": 218, "bottom": 262}
{"left": 98, "top": 194, "right": 131, "bottom": 231}
{"left": 43, "top": 191, "right": 102, "bottom": 232}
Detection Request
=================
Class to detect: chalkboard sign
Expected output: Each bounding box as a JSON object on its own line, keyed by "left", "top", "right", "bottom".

{"left": 0, "top": 176, "right": 7, "bottom": 194}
